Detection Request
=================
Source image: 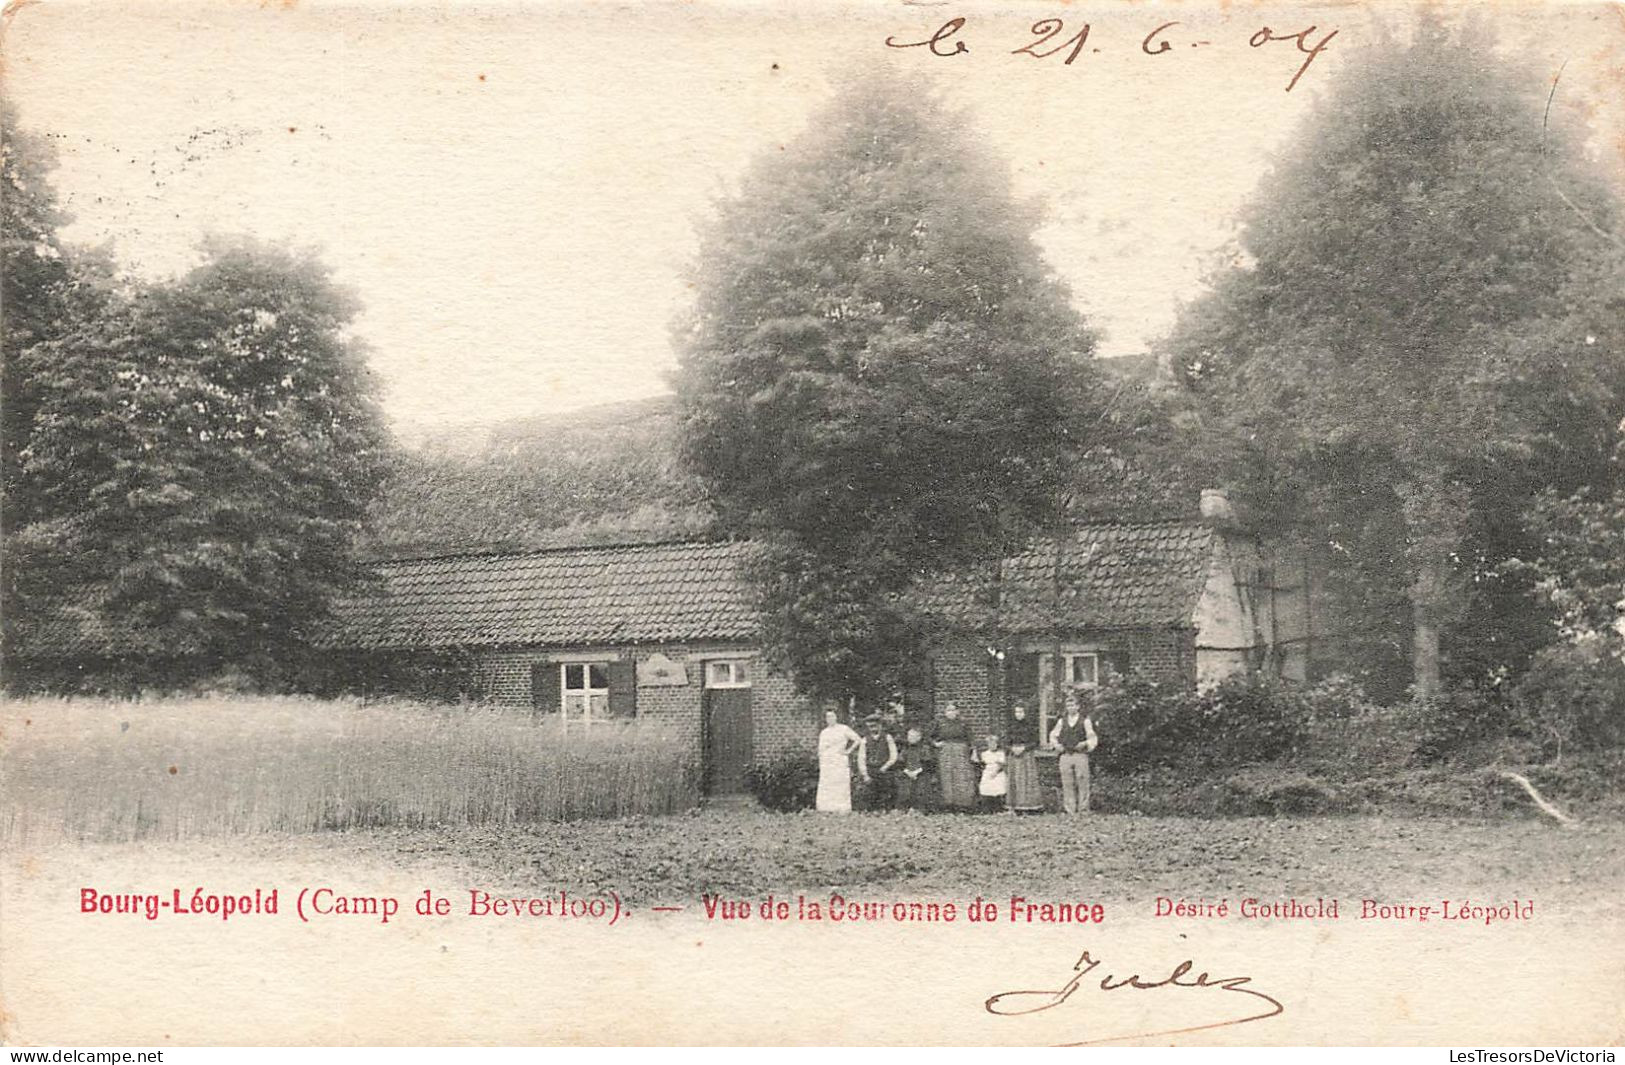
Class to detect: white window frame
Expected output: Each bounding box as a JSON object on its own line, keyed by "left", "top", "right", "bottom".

{"left": 1065, "top": 652, "right": 1101, "bottom": 689}
{"left": 1035, "top": 649, "right": 1103, "bottom": 741}
{"left": 560, "top": 660, "right": 612, "bottom": 733}
{"left": 703, "top": 659, "right": 752, "bottom": 689}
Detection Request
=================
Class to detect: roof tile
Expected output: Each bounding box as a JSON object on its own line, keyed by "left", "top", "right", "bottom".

{"left": 15, "top": 524, "right": 1218, "bottom": 656}
{"left": 321, "top": 539, "right": 760, "bottom": 649}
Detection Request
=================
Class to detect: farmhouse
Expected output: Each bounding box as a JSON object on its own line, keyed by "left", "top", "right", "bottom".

{"left": 315, "top": 505, "right": 1305, "bottom": 796}
{"left": 6, "top": 492, "right": 1309, "bottom": 797}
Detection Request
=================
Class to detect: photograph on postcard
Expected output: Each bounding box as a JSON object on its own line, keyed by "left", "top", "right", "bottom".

{"left": 1, "top": 0, "right": 1623, "bottom": 1047}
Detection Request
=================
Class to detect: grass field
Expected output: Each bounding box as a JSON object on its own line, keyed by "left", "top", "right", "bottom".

{"left": 0, "top": 695, "right": 697, "bottom": 843}
{"left": 6, "top": 694, "right": 1621, "bottom": 911}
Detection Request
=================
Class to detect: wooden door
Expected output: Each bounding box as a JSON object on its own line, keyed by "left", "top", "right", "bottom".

{"left": 704, "top": 687, "right": 753, "bottom": 795}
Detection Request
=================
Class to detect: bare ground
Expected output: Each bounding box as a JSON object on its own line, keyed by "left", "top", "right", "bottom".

{"left": 296, "top": 809, "right": 1625, "bottom": 909}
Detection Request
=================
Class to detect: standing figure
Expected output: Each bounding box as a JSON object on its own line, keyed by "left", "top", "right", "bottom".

{"left": 856, "top": 714, "right": 898, "bottom": 811}
{"left": 974, "top": 733, "right": 1008, "bottom": 813}
{"left": 894, "top": 726, "right": 937, "bottom": 813}
{"left": 1047, "top": 691, "right": 1099, "bottom": 814}
{"left": 933, "top": 702, "right": 978, "bottom": 812}
{"left": 882, "top": 697, "right": 910, "bottom": 748}
{"left": 815, "top": 706, "right": 863, "bottom": 813}
{"left": 1004, "top": 703, "right": 1044, "bottom": 813}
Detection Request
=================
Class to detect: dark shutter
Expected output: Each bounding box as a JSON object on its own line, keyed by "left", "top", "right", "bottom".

{"left": 607, "top": 657, "right": 637, "bottom": 718}
{"left": 1104, "top": 651, "right": 1132, "bottom": 681}
{"left": 1007, "top": 653, "right": 1041, "bottom": 712}
{"left": 531, "top": 662, "right": 560, "bottom": 714}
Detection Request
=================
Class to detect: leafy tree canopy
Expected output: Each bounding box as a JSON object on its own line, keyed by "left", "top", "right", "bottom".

{"left": 1162, "top": 17, "right": 1625, "bottom": 695}
{"left": 10, "top": 236, "right": 389, "bottom": 685}
{"left": 676, "top": 75, "right": 1103, "bottom": 702}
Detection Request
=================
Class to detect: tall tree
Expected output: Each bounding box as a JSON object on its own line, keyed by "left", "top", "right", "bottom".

{"left": 11, "top": 237, "right": 389, "bottom": 684}
{"left": 1, "top": 96, "right": 119, "bottom": 667}
{"left": 675, "top": 76, "right": 1100, "bottom": 704}
{"left": 1162, "top": 19, "right": 1625, "bottom": 695}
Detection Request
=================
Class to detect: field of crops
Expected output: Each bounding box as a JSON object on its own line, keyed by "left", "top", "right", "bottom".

{"left": 0, "top": 695, "right": 699, "bottom": 844}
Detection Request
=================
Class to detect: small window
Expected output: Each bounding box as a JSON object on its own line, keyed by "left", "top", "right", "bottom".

{"left": 704, "top": 660, "right": 751, "bottom": 689}
{"left": 1066, "top": 652, "right": 1100, "bottom": 688}
{"left": 561, "top": 661, "right": 611, "bottom": 726}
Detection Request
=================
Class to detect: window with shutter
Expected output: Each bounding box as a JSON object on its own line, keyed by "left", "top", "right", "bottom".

{"left": 550, "top": 661, "right": 613, "bottom": 734}
{"left": 546, "top": 658, "right": 639, "bottom": 732}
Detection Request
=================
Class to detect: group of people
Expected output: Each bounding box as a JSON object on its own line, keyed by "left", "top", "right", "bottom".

{"left": 814, "top": 693, "right": 1099, "bottom": 816}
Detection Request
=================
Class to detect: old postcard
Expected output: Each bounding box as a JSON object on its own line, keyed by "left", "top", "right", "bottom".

{"left": 3, "top": 0, "right": 1623, "bottom": 1048}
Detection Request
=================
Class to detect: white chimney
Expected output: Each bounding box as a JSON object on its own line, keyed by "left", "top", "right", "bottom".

{"left": 1200, "top": 488, "right": 1236, "bottom": 526}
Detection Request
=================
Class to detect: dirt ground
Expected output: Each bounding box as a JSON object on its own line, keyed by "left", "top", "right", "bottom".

{"left": 324, "top": 808, "right": 1625, "bottom": 908}
{"left": 6, "top": 810, "right": 1622, "bottom": 1045}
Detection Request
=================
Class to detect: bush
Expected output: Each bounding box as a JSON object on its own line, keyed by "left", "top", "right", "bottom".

{"left": 1298, "top": 682, "right": 1418, "bottom": 778}
{"left": 745, "top": 749, "right": 820, "bottom": 812}
{"left": 1099, "top": 672, "right": 1318, "bottom": 772}
{"left": 1520, "top": 748, "right": 1625, "bottom": 814}
{"left": 0, "top": 695, "right": 701, "bottom": 844}
{"left": 1511, "top": 643, "right": 1625, "bottom": 758}
{"left": 1222, "top": 768, "right": 1342, "bottom": 815}
{"left": 1408, "top": 686, "right": 1516, "bottom": 764}
{"left": 1097, "top": 763, "right": 1550, "bottom": 819}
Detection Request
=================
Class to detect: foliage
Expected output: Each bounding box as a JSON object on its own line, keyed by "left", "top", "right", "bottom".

{"left": 1161, "top": 18, "right": 1625, "bottom": 696}
{"left": 1501, "top": 440, "right": 1625, "bottom": 755}
{"left": 744, "top": 748, "right": 820, "bottom": 812}
{"left": 1511, "top": 642, "right": 1625, "bottom": 757}
{"left": 1099, "top": 672, "right": 1320, "bottom": 772}
{"left": 1069, "top": 363, "right": 1221, "bottom": 523}
{"left": 364, "top": 396, "right": 712, "bottom": 554}
{"left": 0, "top": 695, "right": 700, "bottom": 843}
{"left": 365, "top": 372, "right": 1197, "bottom": 555}
{"left": 9, "top": 237, "right": 389, "bottom": 685}
{"left": 2, "top": 95, "right": 82, "bottom": 470}
{"left": 1, "top": 97, "right": 119, "bottom": 666}
{"left": 675, "top": 75, "right": 1102, "bottom": 702}
{"left": 1100, "top": 667, "right": 1541, "bottom": 776}
{"left": 1518, "top": 465, "right": 1625, "bottom": 654}
{"left": 1406, "top": 686, "right": 1517, "bottom": 764}
{"left": 1097, "top": 754, "right": 1625, "bottom": 820}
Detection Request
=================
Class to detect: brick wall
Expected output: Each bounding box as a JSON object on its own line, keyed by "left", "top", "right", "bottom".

{"left": 912, "top": 626, "right": 1204, "bottom": 741}
{"left": 349, "top": 626, "right": 1194, "bottom": 781}
{"left": 751, "top": 669, "right": 819, "bottom": 763}
{"left": 465, "top": 642, "right": 816, "bottom": 771}
{"left": 949, "top": 626, "right": 1199, "bottom": 730}
{"left": 930, "top": 640, "right": 999, "bottom": 739}
{"left": 1114, "top": 627, "right": 1199, "bottom": 688}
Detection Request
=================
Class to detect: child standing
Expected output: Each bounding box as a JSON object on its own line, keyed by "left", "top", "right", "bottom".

{"left": 975, "top": 733, "right": 1008, "bottom": 814}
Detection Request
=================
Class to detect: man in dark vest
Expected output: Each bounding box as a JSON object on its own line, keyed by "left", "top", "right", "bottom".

{"left": 1047, "top": 690, "right": 1099, "bottom": 814}
{"left": 856, "top": 714, "right": 898, "bottom": 811}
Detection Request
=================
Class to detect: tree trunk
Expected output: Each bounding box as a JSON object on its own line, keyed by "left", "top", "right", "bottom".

{"left": 1410, "top": 556, "right": 1445, "bottom": 698}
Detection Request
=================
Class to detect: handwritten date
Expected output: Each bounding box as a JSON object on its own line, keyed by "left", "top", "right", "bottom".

{"left": 886, "top": 17, "right": 1337, "bottom": 93}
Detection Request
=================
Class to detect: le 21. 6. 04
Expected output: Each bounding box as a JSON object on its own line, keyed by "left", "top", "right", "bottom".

{"left": 885, "top": 16, "right": 1338, "bottom": 93}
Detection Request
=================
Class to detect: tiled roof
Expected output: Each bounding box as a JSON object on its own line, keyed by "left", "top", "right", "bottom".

{"left": 913, "top": 522, "right": 1217, "bottom": 632}
{"left": 12, "top": 524, "right": 1218, "bottom": 657}
{"left": 321, "top": 539, "right": 761, "bottom": 650}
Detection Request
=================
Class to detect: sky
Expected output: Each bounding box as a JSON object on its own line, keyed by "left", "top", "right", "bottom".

{"left": 5, "top": 0, "right": 1622, "bottom": 440}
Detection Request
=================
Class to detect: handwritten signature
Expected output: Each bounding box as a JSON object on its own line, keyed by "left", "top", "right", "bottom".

{"left": 985, "top": 947, "right": 1285, "bottom": 1045}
